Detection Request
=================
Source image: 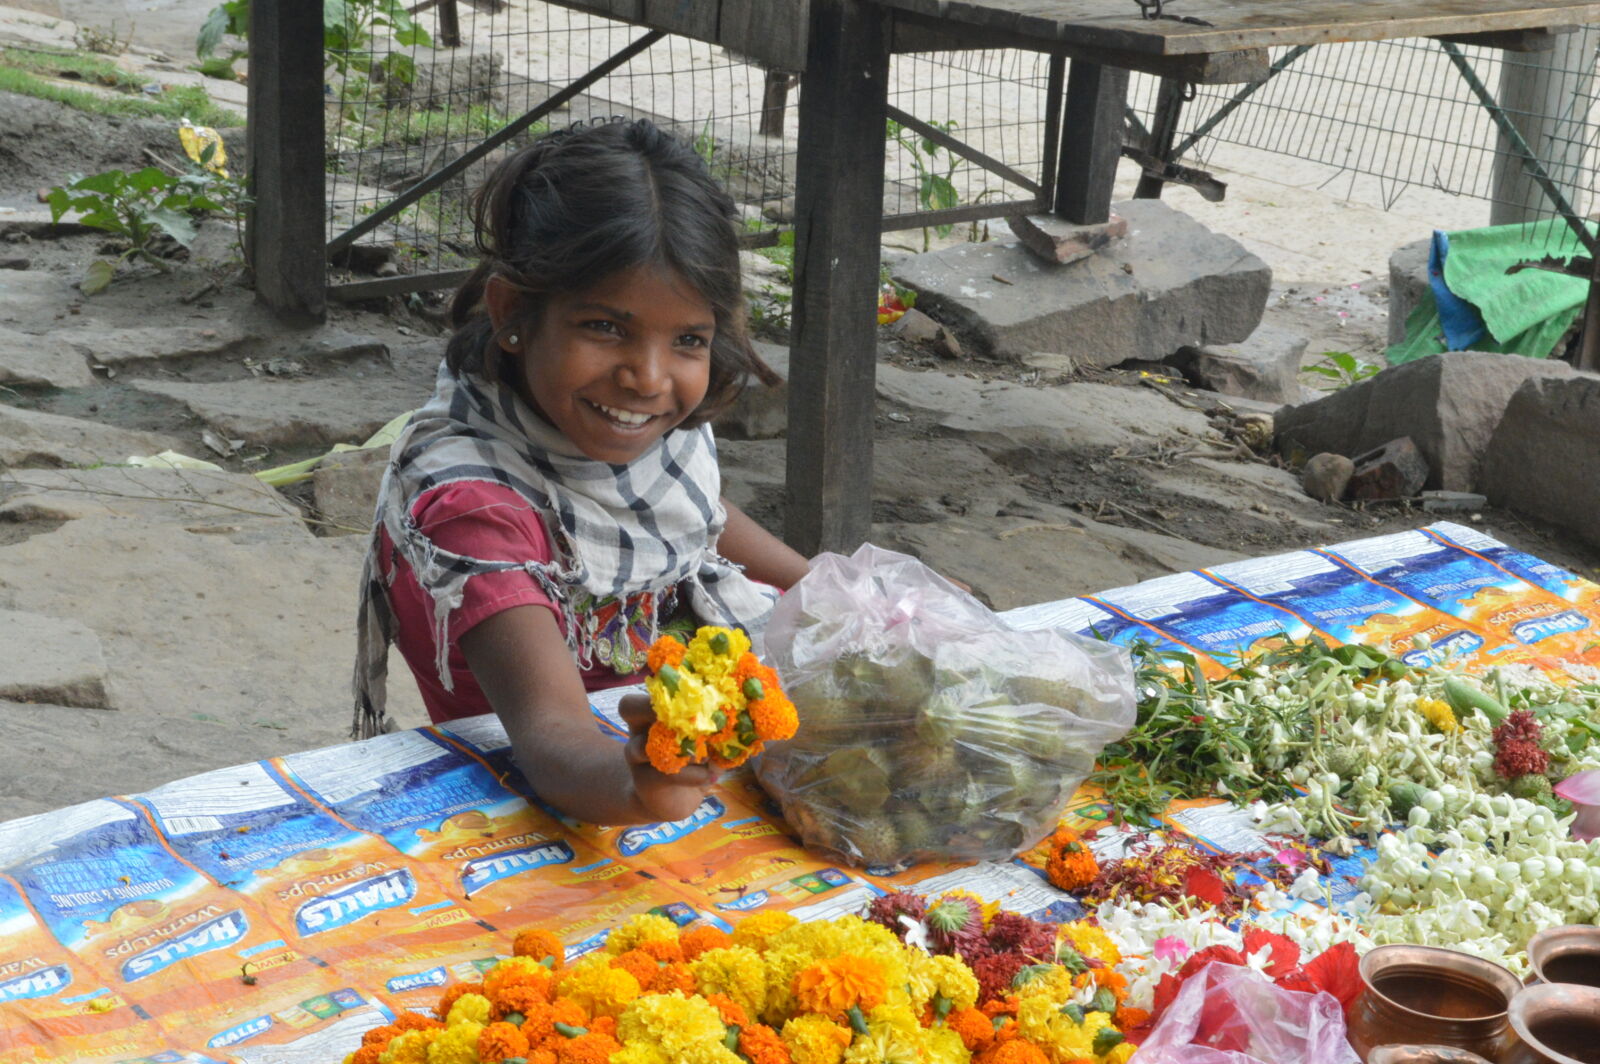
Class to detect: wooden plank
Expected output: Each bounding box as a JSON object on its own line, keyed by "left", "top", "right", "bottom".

{"left": 891, "top": 13, "right": 1269, "bottom": 83}
{"left": 543, "top": 0, "right": 646, "bottom": 21}
{"left": 786, "top": 0, "right": 890, "bottom": 555}
{"left": 874, "top": 0, "right": 1600, "bottom": 57}
{"left": 720, "top": 0, "right": 808, "bottom": 70}
{"left": 246, "top": 0, "right": 325, "bottom": 321}
{"left": 1433, "top": 25, "right": 1576, "bottom": 49}
{"left": 328, "top": 270, "right": 473, "bottom": 303}
{"left": 1054, "top": 60, "right": 1127, "bottom": 224}
{"left": 642, "top": 0, "right": 722, "bottom": 42}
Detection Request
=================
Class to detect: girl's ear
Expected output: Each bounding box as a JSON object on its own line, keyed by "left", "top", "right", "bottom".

{"left": 483, "top": 275, "right": 522, "bottom": 351}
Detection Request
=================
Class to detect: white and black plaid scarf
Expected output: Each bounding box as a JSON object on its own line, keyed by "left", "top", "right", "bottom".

{"left": 351, "top": 360, "right": 778, "bottom": 738}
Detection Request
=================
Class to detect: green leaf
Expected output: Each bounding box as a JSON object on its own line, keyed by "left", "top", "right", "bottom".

{"left": 80, "top": 259, "right": 115, "bottom": 295}
{"left": 147, "top": 207, "right": 199, "bottom": 248}
{"left": 129, "top": 167, "right": 176, "bottom": 194}
{"left": 45, "top": 187, "right": 72, "bottom": 223}
{"left": 73, "top": 170, "right": 127, "bottom": 195}
{"left": 195, "top": 53, "right": 243, "bottom": 79}
{"left": 927, "top": 174, "right": 959, "bottom": 212}
{"left": 197, "top": 4, "right": 232, "bottom": 57}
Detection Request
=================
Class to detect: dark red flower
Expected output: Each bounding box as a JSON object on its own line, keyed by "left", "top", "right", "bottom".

{"left": 1242, "top": 927, "right": 1300, "bottom": 977}
{"left": 1176, "top": 945, "right": 1248, "bottom": 983}
{"left": 1302, "top": 941, "right": 1363, "bottom": 1016}
{"left": 1492, "top": 710, "right": 1550, "bottom": 779}
{"left": 972, "top": 951, "right": 1030, "bottom": 1004}
{"left": 985, "top": 912, "right": 1059, "bottom": 962}
{"left": 864, "top": 890, "right": 927, "bottom": 937}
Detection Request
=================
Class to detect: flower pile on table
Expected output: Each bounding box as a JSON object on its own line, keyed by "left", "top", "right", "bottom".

{"left": 342, "top": 898, "right": 1147, "bottom": 1064}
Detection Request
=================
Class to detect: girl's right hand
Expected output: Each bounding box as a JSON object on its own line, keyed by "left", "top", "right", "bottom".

{"left": 617, "top": 693, "right": 722, "bottom": 824}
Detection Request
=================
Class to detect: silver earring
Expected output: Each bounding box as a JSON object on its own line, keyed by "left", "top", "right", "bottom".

{"left": 507, "top": 334, "right": 520, "bottom": 346}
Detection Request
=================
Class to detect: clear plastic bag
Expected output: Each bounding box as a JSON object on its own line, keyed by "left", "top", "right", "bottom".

{"left": 1132, "top": 963, "right": 1360, "bottom": 1064}
{"left": 755, "top": 543, "right": 1136, "bottom": 868}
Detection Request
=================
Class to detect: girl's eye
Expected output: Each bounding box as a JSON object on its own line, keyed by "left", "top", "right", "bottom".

{"left": 582, "top": 319, "right": 622, "bottom": 335}
{"left": 677, "top": 333, "right": 710, "bottom": 350}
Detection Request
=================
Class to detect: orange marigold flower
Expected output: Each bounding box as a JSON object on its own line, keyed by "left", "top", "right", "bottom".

{"left": 362, "top": 1024, "right": 399, "bottom": 1046}
{"left": 352, "top": 1046, "right": 385, "bottom": 1064}
{"left": 982, "top": 998, "right": 1018, "bottom": 1020}
{"left": 647, "top": 636, "right": 688, "bottom": 673}
{"left": 974, "top": 1040, "right": 1051, "bottom": 1064}
{"left": 478, "top": 1021, "right": 532, "bottom": 1063}
{"left": 434, "top": 982, "right": 485, "bottom": 1021}
{"left": 587, "top": 1016, "right": 617, "bottom": 1038}
{"left": 513, "top": 929, "right": 567, "bottom": 969}
{"left": 393, "top": 1010, "right": 446, "bottom": 1032}
{"left": 609, "top": 949, "right": 659, "bottom": 987}
{"left": 680, "top": 924, "right": 734, "bottom": 960}
{"left": 635, "top": 937, "right": 684, "bottom": 965}
{"left": 1093, "top": 967, "right": 1129, "bottom": 997}
{"left": 706, "top": 992, "right": 750, "bottom": 1027}
{"left": 493, "top": 981, "right": 550, "bottom": 1020}
{"left": 948, "top": 1007, "right": 996, "bottom": 1052}
{"left": 1115, "top": 1004, "right": 1151, "bottom": 1031}
{"left": 792, "top": 954, "right": 887, "bottom": 1021}
{"left": 648, "top": 962, "right": 697, "bottom": 995}
{"left": 740, "top": 1022, "right": 793, "bottom": 1064}
{"left": 529, "top": 1051, "right": 558, "bottom": 1064}
{"left": 554, "top": 1031, "right": 622, "bottom": 1064}
{"left": 645, "top": 721, "right": 693, "bottom": 774}
{"left": 487, "top": 957, "right": 557, "bottom": 1000}
{"left": 1045, "top": 827, "right": 1099, "bottom": 892}
{"left": 520, "top": 998, "right": 589, "bottom": 1045}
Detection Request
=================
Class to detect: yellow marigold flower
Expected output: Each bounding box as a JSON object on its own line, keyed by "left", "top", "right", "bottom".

{"left": 1418, "top": 697, "right": 1460, "bottom": 733}
{"left": 684, "top": 626, "right": 751, "bottom": 683}
{"left": 732, "top": 911, "right": 799, "bottom": 949}
{"left": 793, "top": 954, "right": 887, "bottom": 1021}
{"left": 922, "top": 1025, "right": 970, "bottom": 1064}
{"left": 617, "top": 991, "right": 742, "bottom": 1063}
{"left": 560, "top": 959, "right": 642, "bottom": 1019}
{"left": 841, "top": 1003, "right": 924, "bottom": 1064}
{"left": 760, "top": 917, "right": 910, "bottom": 1023}
{"left": 379, "top": 1030, "right": 439, "bottom": 1064}
{"left": 649, "top": 667, "right": 725, "bottom": 739}
{"left": 607, "top": 913, "right": 683, "bottom": 955}
{"left": 1017, "top": 995, "right": 1102, "bottom": 1060}
{"left": 426, "top": 1022, "right": 483, "bottom": 1064}
{"left": 613, "top": 1046, "right": 672, "bottom": 1064}
{"left": 906, "top": 951, "right": 979, "bottom": 1013}
{"left": 445, "top": 992, "right": 492, "bottom": 1028}
{"left": 691, "top": 946, "right": 769, "bottom": 1020}
{"left": 1011, "top": 963, "right": 1076, "bottom": 1004}
{"left": 1060, "top": 922, "right": 1122, "bottom": 967}
{"left": 1103, "top": 1043, "right": 1138, "bottom": 1064}
{"left": 780, "top": 1014, "right": 852, "bottom": 1064}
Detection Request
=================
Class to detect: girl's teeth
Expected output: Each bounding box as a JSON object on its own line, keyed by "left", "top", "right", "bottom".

{"left": 595, "top": 403, "right": 651, "bottom": 426}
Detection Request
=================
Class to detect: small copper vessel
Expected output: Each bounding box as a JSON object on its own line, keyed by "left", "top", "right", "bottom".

{"left": 1524, "top": 925, "right": 1600, "bottom": 988}
{"left": 1503, "top": 983, "right": 1600, "bottom": 1064}
{"left": 1348, "top": 945, "right": 1521, "bottom": 1063}
{"left": 1366, "top": 1047, "right": 1493, "bottom": 1064}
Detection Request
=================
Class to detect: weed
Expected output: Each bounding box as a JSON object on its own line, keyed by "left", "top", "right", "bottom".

{"left": 74, "top": 22, "right": 132, "bottom": 55}
{"left": 198, "top": 0, "right": 432, "bottom": 85}
{"left": 0, "top": 60, "right": 242, "bottom": 127}
{"left": 1301, "top": 350, "right": 1381, "bottom": 391}
{"left": 887, "top": 117, "right": 960, "bottom": 252}
{"left": 1, "top": 46, "right": 144, "bottom": 89}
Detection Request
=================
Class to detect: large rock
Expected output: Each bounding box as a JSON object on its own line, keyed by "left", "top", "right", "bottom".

{"left": 890, "top": 199, "right": 1271, "bottom": 366}
{"left": 0, "top": 327, "right": 93, "bottom": 389}
{"left": 1274, "top": 351, "right": 1575, "bottom": 491}
{"left": 1171, "top": 321, "right": 1308, "bottom": 404}
{"left": 1388, "top": 238, "right": 1432, "bottom": 345}
{"left": 1480, "top": 373, "right": 1600, "bottom": 548}
{"left": 57, "top": 322, "right": 248, "bottom": 367}
{"left": 0, "top": 404, "right": 180, "bottom": 469}
{"left": 0, "top": 467, "right": 309, "bottom": 543}
{"left": 130, "top": 375, "right": 424, "bottom": 449}
{"left": 0, "top": 609, "right": 109, "bottom": 709}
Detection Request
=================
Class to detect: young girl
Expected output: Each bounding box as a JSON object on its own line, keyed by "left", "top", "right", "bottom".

{"left": 353, "top": 118, "right": 810, "bottom": 827}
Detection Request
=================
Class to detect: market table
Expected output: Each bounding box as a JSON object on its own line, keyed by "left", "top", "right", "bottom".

{"left": 4, "top": 520, "right": 1598, "bottom": 1062}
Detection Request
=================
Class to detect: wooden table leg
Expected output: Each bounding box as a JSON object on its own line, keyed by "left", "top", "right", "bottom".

{"left": 1055, "top": 61, "right": 1130, "bottom": 224}
{"left": 785, "top": 0, "right": 890, "bottom": 556}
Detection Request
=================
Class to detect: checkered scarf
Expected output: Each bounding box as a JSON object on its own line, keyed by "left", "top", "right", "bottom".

{"left": 351, "top": 360, "right": 778, "bottom": 739}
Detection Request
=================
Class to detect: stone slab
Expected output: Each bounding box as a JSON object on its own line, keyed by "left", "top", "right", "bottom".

{"left": 0, "top": 403, "right": 180, "bottom": 469}
{"left": 57, "top": 322, "right": 249, "bottom": 367}
{"left": 1388, "top": 238, "right": 1432, "bottom": 346}
{"left": 1006, "top": 212, "right": 1127, "bottom": 266}
{"left": 1481, "top": 373, "right": 1600, "bottom": 549}
{"left": 875, "top": 364, "right": 1212, "bottom": 453}
{"left": 891, "top": 199, "right": 1271, "bottom": 367}
{"left": 0, "top": 609, "right": 109, "bottom": 709}
{"left": 1274, "top": 351, "right": 1576, "bottom": 492}
{"left": 130, "top": 375, "right": 424, "bottom": 449}
{"left": 311, "top": 447, "right": 389, "bottom": 536}
{"left": 1171, "top": 320, "right": 1308, "bottom": 404}
{"left": 0, "top": 326, "right": 93, "bottom": 388}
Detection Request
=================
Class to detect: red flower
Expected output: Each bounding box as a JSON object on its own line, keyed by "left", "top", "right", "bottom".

{"left": 1182, "top": 867, "right": 1228, "bottom": 907}
{"left": 1176, "top": 945, "right": 1247, "bottom": 982}
{"left": 1242, "top": 927, "right": 1300, "bottom": 977}
{"left": 1302, "top": 941, "right": 1363, "bottom": 1016}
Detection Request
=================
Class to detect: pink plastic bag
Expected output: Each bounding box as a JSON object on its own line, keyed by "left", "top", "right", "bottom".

{"left": 1133, "top": 962, "right": 1360, "bottom": 1064}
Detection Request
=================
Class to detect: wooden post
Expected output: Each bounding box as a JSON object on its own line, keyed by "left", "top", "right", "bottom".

{"left": 1055, "top": 61, "right": 1129, "bottom": 224}
{"left": 785, "top": 0, "right": 889, "bottom": 556}
{"left": 759, "top": 69, "right": 794, "bottom": 137}
{"left": 1133, "top": 76, "right": 1187, "bottom": 200}
{"left": 437, "top": 0, "right": 462, "bottom": 47}
{"left": 1489, "top": 27, "right": 1598, "bottom": 225}
{"left": 246, "top": 0, "right": 326, "bottom": 322}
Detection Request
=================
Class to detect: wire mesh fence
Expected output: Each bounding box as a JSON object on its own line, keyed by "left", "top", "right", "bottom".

{"left": 320, "top": 1, "right": 1058, "bottom": 287}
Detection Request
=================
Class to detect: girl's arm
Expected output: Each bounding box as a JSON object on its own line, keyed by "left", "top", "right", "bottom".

{"left": 461, "top": 604, "right": 718, "bottom": 825}
{"left": 718, "top": 498, "right": 810, "bottom": 590}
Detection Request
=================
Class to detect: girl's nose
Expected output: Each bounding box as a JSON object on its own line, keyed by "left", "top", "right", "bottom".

{"left": 617, "top": 344, "right": 669, "bottom": 396}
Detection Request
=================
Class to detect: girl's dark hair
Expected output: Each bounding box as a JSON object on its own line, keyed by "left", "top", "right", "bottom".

{"left": 447, "top": 118, "right": 778, "bottom": 426}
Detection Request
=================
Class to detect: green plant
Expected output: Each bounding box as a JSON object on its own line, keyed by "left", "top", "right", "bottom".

{"left": 887, "top": 117, "right": 961, "bottom": 252}
{"left": 46, "top": 150, "right": 248, "bottom": 293}
{"left": 75, "top": 22, "right": 132, "bottom": 55}
{"left": 1302, "top": 350, "right": 1381, "bottom": 391}
{"left": 0, "top": 63, "right": 243, "bottom": 126}
{"left": 198, "top": 0, "right": 432, "bottom": 84}
{"left": 1, "top": 46, "right": 145, "bottom": 89}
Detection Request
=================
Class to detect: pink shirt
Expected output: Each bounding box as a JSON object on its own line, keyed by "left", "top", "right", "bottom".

{"left": 377, "top": 480, "right": 656, "bottom": 725}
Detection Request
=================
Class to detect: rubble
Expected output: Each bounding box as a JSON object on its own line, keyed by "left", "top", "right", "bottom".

{"left": 1481, "top": 373, "right": 1600, "bottom": 549}
{"left": 1348, "top": 437, "right": 1430, "bottom": 501}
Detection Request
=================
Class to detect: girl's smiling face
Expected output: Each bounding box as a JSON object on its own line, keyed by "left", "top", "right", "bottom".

{"left": 498, "top": 264, "right": 715, "bottom": 464}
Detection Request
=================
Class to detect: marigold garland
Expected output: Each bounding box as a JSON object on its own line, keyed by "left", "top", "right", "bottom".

{"left": 643, "top": 628, "right": 797, "bottom": 774}
{"left": 1044, "top": 828, "right": 1099, "bottom": 892}
{"left": 343, "top": 897, "right": 1136, "bottom": 1064}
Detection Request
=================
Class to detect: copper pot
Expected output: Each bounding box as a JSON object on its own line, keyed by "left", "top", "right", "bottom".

{"left": 1502, "top": 983, "right": 1600, "bottom": 1064}
{"left": 1524, "top": 925, "right": 1600, "bottom": 988}
{"left": 1366, "top": 1048, "right": 1493, "bottom": 1064}
{"left": 1347, "top": 945, "right": 1521, "bottom": 1063}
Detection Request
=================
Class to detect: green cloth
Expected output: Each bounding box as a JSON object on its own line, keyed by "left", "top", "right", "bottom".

{"left": 1386, "top": 218, "right": 1590, "bottom": 366}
